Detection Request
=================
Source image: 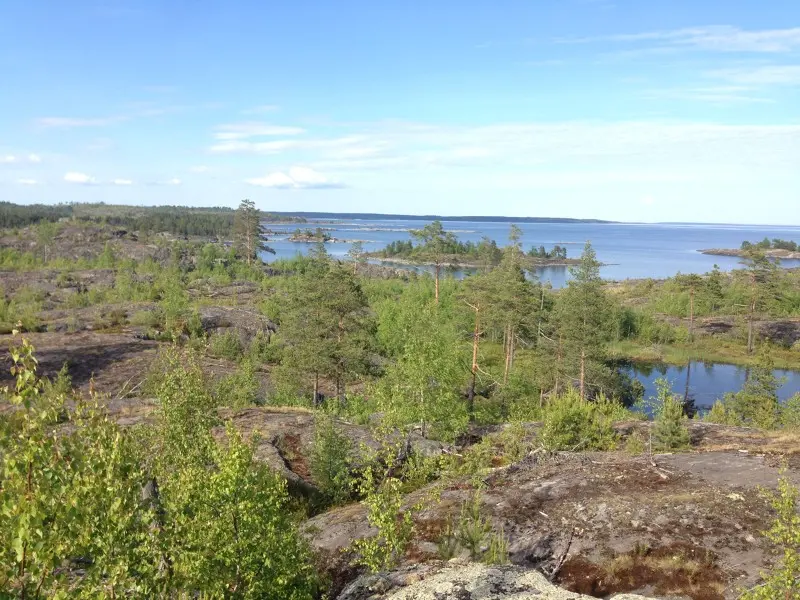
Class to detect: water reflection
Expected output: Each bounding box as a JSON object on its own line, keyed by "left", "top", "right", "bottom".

{"left": 623, "top": 361, "right": 800, "bottom": 410}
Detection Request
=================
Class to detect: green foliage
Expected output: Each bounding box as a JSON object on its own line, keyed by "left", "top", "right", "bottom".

{"left": 352, "top": 473, "right": 415, "bottom": 573}
{"left": 709, "top": 352, "right": 783, "bottom": 429}
{"left": 372, "top": 301, "right": 467, "bottom": 441}
{"left": 309, "top": 413, "right": 354, "bottom": 505}
{"left": 741, "top": 471, "right": 800, "bottom": 599}
{"left": 541, "top": 390, "right": 620, "bottom": 451}
{"left": 208, "top": 329, "right": 245, "bottom": 361}
{"left": 649, "top": 378, "right": 690, "bottom": 450}
{"left": 235, "top": 198, "right": 275, "bottom": 264}
{"left": 277, "top": 254, "right": 376, "bottom": 404}
{"left": 434, "top": 491, "right": 510, "bottom": 565}
{"left": 214, "top": 360, "right": 262, "bottom": 408}
{"left": 0, "top": 338, "right": 155, "bottom": 597}
{"left": 781, "top": 394, "right": 800, "bottom": 430}
{"left": 161, "top": 423, "right": 317, "bottom": 599}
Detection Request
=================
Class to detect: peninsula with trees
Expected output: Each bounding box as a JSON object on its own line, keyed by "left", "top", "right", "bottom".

{"left": 700, "top": 237, "right": 800, "bottom": 259}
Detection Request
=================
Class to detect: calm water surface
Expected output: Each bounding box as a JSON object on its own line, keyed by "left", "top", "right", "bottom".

{"left": 261, "top": 219, "right": 800, "bottom": 287}
{"left": 624, "top": 362, "right": 800, "bottom": 410}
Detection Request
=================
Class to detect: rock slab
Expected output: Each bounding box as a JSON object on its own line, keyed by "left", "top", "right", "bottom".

{"left": 336, "top": 561, "right": 649, "bottom": 600}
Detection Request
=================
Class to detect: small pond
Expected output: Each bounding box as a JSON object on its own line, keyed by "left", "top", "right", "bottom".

{"left": 623, "top": 361, "right": 800, "bottom": 411}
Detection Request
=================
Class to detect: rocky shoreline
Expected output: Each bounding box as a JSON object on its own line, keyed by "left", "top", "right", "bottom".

{"left": 700, "top": 248, "right": 800, "bottom": 259}
{"left": 367, "top": 255, "right": 583, "bottom": 269}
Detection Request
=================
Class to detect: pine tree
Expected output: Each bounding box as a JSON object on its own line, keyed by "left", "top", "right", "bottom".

{"left": 738, "top": 248, "right": 779, "bottom": 353}
{"left": 278, "top": 250, "right": 375, "bottom": 406}
{"left": 675, "top": 272, "right": 704, "bottom": 340}
{"left": 410, "top": 220, "right": 458, "bottom": 304}
{"left": 554, "top": 241, "right": 611, "bottom": 399}
{"left": 233, "top": 199, "right": 274, "bottom": 265}
{"left": 347, "top": 240, "right": 367, "bottom": 275}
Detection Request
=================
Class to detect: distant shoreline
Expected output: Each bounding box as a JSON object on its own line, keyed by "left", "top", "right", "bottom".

{"left": 263, "top": 211, "right": 615, "bottom": 224}
{"left": 367, "top": 254, "right": 582, "bottom": 269}
{"left": 699, "top": 248, "right": 800, "bottom": 260}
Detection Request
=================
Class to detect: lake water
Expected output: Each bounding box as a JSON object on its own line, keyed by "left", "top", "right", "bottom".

{"left": 624, "top": 362, "right": 800, "bottom": 411}
{"left": 261, "top": 219, "right": 800, "bottom": 287}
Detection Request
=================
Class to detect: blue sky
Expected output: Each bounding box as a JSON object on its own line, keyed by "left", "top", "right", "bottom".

{"left": 1, "top": 0, "right": 799, "bottom": 224}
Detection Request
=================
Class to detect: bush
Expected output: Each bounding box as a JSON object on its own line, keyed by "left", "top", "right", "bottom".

{"left": 650, "top": 378, "right": 690, "bottom": 451}
{"left": 214, "top": 360, "right": 261, "bottom": 408}
{"left": 540, "top": 390, "right": 619, "bottom": 451}
{"left": 781, "top": 394, "right": 800, "bottom": 430}
{"left": 740, "top": 471, "right": 800, "bottom": 599}
{"left": 208, "top": 330, "right": 244, "bottom": 361}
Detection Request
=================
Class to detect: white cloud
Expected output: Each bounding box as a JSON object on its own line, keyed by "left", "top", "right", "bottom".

{"left": 710, "top": 65, "right": 800, "bottom": 86}
{"left": 64, "top": 172, "right": 97, "bottom": 185}
{"left": 213, "top": 122, "right": 306, "bottom": 140}
{"left": 641, "top": 85, "right": 773, "bottom": 104}
{"left": 641, "top": 195, "right": 655, "bottom": 206}
{"left": 38, "top": 116, "right": 125, "bottom": 128}
{"left": 0, "top": 154, "right": 42, "bottom": 165}
{"left": 17, "top": 178, "right": 39, "bottom": 186}
{"left": 569, "top": 26, "right": 800, "bottom": 53}
{"left": 245, "top": 166, "right": 344, "bottom": 189}
{"left": 112, "top": 178, "right": 133, "bottom": 186}
{"left": 189, "top": 165, "right": 209, "bottom": 173}
{"left": 146, "top": 177, "right": 182, "bottom": 186}
{"left": 209, "top": 135, "right": 368, "bottom": 155}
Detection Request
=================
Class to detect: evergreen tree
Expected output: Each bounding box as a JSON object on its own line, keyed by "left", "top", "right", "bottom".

{"left": 675, "top": 272, "right": 704, "bottom": 340}
{"left": 738, "top": 248, "right": 779, "bottom": 353}
{"left": 347, "top": 240, "right": 367, "bottom": 274}
{"left": 554, "top": 241, "right": 611, "bottom": 399}
{"left": 278, "top": 250, "right": 375, "bottom": 405}
{"left": 704, "top": 264, "right": 725, "bottom": 313}
{"left": 234, "top": 199, "right": 274, "bottom": 266}
{"left": 410, "top": 220, "right": 458, "bottom": 304}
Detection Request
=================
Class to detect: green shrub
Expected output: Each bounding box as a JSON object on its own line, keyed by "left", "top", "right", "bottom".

{"left": 130, "top": 308, "right": 163, "bottom": 329}
{"left": 781, "top": 394, "right": 800, "bottom": 430}
{"left": 309, "top": 413, "right": 354, "bottom": 505}
{"left": 352, "top": 475, "right": 414, "bottom": 573}
{"left": 650, "top": 378, "right": 690, "bottom": 451}
{"left": 208, "top": 330, "right": 244, "bottom": 361}
{"left": 740, "top": 471, "right": 800, "bottom": 599}
{"left": 541, "top": 390, "right": 619, "bottom": 451}
{"left": 214, "top": 360, "right": 261, "bottom": 408}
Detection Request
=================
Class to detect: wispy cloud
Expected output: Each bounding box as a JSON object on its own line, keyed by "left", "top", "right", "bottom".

{"left": 213, "top": 122, "right": 306, "bottom": 140}
{"left": 38, "top": 116, "right": 126, "bottom": 129}
{"left": 0, "top": 154, "right": 43, "bottom": 164}
{"left": 641, "top": 85, "right": 773, "bottom": 105}
{"left": 245, "top": 166, "right": 345, "bottom": 189}
{"left": 189, "top": 165, "right": 210, "bottom": 173}
{"left": 17, "top": 178, "right": 39, "bottom": 186}
{"left": 146, "top": 177, "right": 182, "bottom": 186}
{"left": 562, "top": 25, "right": 800, "bottom": 54}
{"left": 710, "top": 64, "right": 800, "bottom": 86}
{"left": 209, "top": 135, "right": 368, "bottom": 155}
{"left": 112, "top": 178, "right": 134, "bottom": 186}
{"left": 64, "top": 172, "right": 98, "bottom": 185}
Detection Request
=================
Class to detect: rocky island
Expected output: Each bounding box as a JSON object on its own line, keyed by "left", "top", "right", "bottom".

{"left": 701, "top": 237, "right": 800, "bottom": 260}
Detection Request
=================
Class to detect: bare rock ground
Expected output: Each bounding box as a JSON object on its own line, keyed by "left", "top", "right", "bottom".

{"left": 337, "top": 561, "right": 649, "bottom": 600}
